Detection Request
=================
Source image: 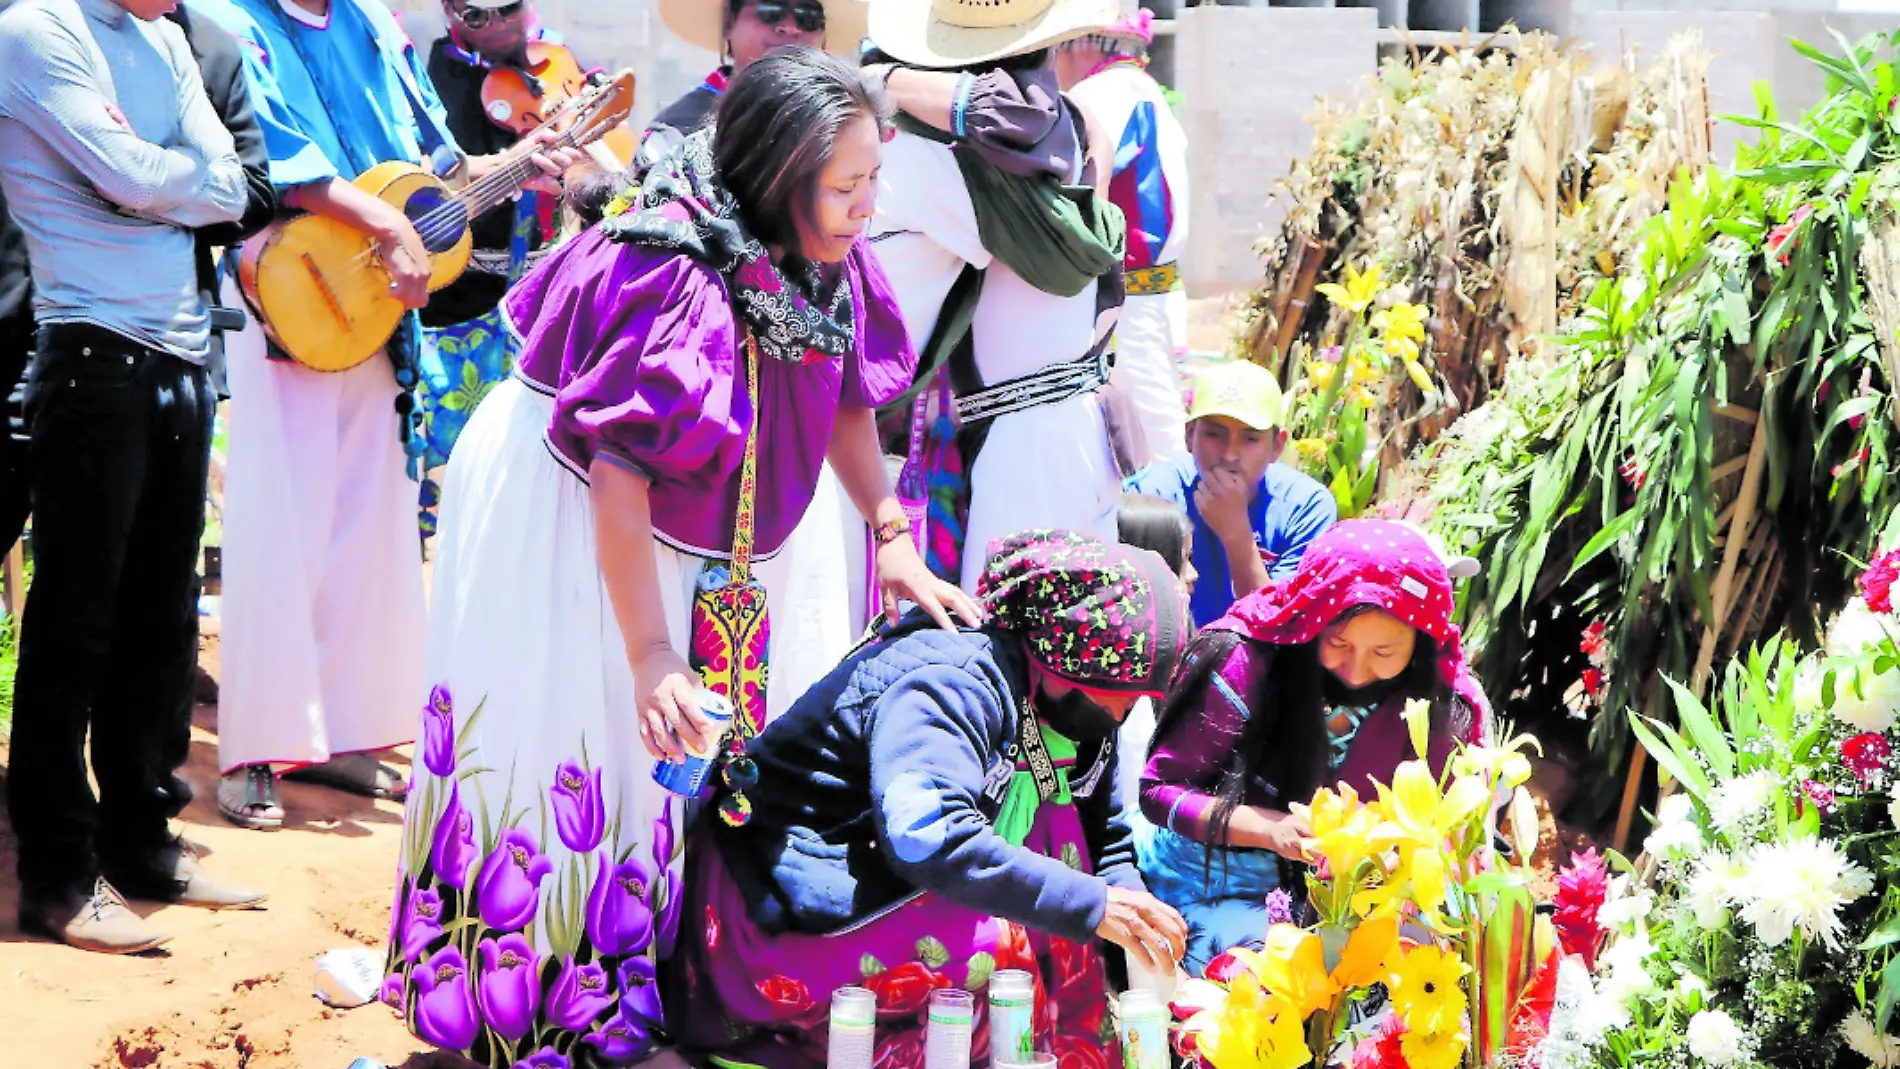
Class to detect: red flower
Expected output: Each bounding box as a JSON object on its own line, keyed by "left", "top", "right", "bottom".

{"left": 1617, "top": 455, "right": 1647, "bottom": 490}
{"left": 1765, "top": 204, "right": 1814, "bottom": 265}
{"left": 1843, "top": 733, "right": 1892, "bottom": 784}
{"left": 1056, "top": 1034, "right": 1115, "bottom": 1069}
{"left": 1205, "top": 951, "right": 1247, "bottom": 984}
{"left": 993, "top": 922, "right": 1036, "bottom": 971}
{"left": 756, "top": 974, "right": 814, "bottom": 1017}
{"left": 1579, "top": 620, "right": 1608, "bottom": 659}
{"left": 1801, "top": 778, "right": 1838, "bottom": 816}
{"left": 1348, "top": 1014, "right": 1407, "bottom": 1069}
{"left": 1552, "top": 848, "right": 1609, "bottom": 970}
{"left": 873, "top": 1025, "right": 928, "bottom": 1068}
{"left": 864, "top": 962, "right": 950, "bottom": 1017}
{"left": 1051, "top": 937, "right": 1094, "bottom": 987}
{"left": 1506, "top": 951, "right": 1563, "bottom": 1054}
{"left": 1581, "top": 667, "right": 1606, "bottom": 699}
{"left": 704, "top": 905, "right": 721, "bottom": 954}
{"left": 1861, "top": 548, "right": 1900, "bottom": 615}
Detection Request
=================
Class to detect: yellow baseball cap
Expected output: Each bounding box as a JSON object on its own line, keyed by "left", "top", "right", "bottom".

{"left": 1186, "top": 360, "right": 1287, "bottom": 432}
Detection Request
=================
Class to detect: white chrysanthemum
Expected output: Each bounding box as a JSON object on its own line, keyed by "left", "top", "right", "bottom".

{"left": 1841, "top": 1012, "right": 1900, "bottom": 1068}
{"left": 1687, "top": 1009, "right": 1748, "bottom": 1065}
{"left": 1735, "top": 837, "right": 1876, "bottom": 951}
{"left": 1596, "top": 932, "right": 1657, "bottom": 1008}
{"left": 1792, "top": 659, "right": 1828, "bottom": 717}
{"left": 1656, "top": 793, "right": 1697, "bottom": 826}
{"left": 1832, "top": 662, "right": 1900, "bottom": 734}
{"left": 1684, "top": 852, "right": 1747, "bottom": 931}
{"left": 1709, "top": 772, "right": 1777, "bottom": 837}
{"left": 1644, "top": 818, "right": 1703, "bottom": 862}
{"left": 1828, "top": 597, "right": 1890, "bottom": 659}
{"left": 1597, "top": 888, "right": 1655, "bottom": 930}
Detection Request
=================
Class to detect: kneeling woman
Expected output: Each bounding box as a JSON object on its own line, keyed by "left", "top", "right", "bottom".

{"left": 1138, "top": 520, "right": 1490, "bottom": 972}
{"left": 383, "top": 50, "right": 974, "bottom": 1065}
{"left": 676, "top": 532, "right": 1191, "bottom": 1066}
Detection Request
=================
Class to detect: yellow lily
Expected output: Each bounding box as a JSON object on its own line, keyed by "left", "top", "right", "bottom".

{"left": 1450, "top": 731, "right": 1543, "bottom": 790}
{"left": 1400, "top": 697, "right": 1432, "bottom": 761}
{"left": 1357, "top": 761, "right": 1491, "bottom": 917}
{"left": 1371, "top": 301, "right": 1428, "bottom": 363}
{"left": 1191, "top": 970, "right": 1315, "bottom": 1069}
{"left": 1306, "top": 359, "right": 1339, "bottom": 392}
{"left": 1315, "top": 260, "right": 1384, "bottom": 315}
{"left": 1291, "top": 782, "right": 1400, "bottom": 878}
{"left": 1247, "top": 926, "right": 1339, "bottom": 1018}
{"left": 1329, "top": 914, "right": 1401, "bottom": 988}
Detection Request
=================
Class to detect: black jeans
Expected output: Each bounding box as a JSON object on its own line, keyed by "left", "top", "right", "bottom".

{"left": 7, "top": 324, "right": 211, "bottom": 898}
{"left": 0, "top": 326, "right": 30, "bottom": 551}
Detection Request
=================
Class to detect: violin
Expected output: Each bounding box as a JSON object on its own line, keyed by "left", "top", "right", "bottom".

{"left": 481, "top": 40, "right": 639, "bottom": 169}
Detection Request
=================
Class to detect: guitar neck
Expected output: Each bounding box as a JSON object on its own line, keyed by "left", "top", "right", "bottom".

{"left": 455, "top": 126, "right": 587, "bottom": 218}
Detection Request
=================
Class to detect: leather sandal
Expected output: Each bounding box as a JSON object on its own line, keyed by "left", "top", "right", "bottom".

{"left": 217, "top": 765, "right": 284, "bottom": 830}
{"left": 281, "top": 753, "right": 408, "bottom": 801}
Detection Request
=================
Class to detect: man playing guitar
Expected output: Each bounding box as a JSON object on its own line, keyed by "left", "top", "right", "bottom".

{"left": 186, "top": 0, "right": 582, "bottom": 830}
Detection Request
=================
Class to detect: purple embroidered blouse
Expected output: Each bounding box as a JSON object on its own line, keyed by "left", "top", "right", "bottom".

{"left": 503, "top": 226, "right": 917, "bottom": 559}
{"left": 1139, "top": 640, "right": 1458, "bottom": 844}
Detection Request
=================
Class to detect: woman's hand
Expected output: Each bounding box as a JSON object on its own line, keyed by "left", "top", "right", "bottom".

{"left": 632, "top": 645, "right": 717, "bottom": 762}
{"left": 1096, "top": 887, "right": 1188, "bottom": 974}
{"left": 1233, "top": 807, "right": 1314, "bottom": 862}
{"left": 874, "top": 535, "right": 983, "bottom": 631}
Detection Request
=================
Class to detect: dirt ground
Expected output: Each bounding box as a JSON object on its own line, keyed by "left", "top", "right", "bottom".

{"left": 0, "top": 632, "right": 439, "bottom": 1069}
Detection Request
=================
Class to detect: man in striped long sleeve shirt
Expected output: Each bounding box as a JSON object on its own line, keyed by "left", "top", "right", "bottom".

{"left": 0, "top": 0, "right": 265, "bottom": 954}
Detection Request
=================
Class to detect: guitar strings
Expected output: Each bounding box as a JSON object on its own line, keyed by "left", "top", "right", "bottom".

{"left": 333, "top": 94, "right": 617, "bottom": 274}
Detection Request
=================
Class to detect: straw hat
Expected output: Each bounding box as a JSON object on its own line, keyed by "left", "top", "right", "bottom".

{"left": 869, "top": 0, "right": 1120, "bottom": 69}
{"left": 658, "top": 0, "right": 870, "bottom": 58}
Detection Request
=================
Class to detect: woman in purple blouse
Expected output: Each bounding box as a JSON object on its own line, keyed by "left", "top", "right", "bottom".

{"left": 381, "top": 50, "right": 975, "bottom": 1065}
{"left": 1136, "top": 520, "right": 1491, "bottom": 973}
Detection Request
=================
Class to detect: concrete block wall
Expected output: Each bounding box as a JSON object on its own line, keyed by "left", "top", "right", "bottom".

{"left": 1173, "top": 6, "right": 1380, "bottom": 293}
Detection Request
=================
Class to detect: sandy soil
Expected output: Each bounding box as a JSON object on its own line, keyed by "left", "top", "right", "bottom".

{"left": 0, "top": 633, "right": 440, "bottom": 1069}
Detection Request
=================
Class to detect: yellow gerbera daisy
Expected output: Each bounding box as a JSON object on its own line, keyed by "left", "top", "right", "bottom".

{"left": 1399, "top": 1020, "right": 1470, "bottom": 1069}
{"left": 1389, "top": 944, "right": 1471, "bottom": 1035}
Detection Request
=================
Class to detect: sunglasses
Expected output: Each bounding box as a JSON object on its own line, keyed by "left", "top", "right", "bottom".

{"left": 750, "top": 0, "right": 826, "bottom": 34}
{"left": 453, "top": 0, "right": 523, "bottom": 30}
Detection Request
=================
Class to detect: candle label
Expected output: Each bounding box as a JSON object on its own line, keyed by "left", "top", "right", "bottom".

{"left": 1119, "top": 1017, "right": 1167, "bottom": 1069}
{"left": 989, "top": 997, "right": 1033, "bottom": 1063}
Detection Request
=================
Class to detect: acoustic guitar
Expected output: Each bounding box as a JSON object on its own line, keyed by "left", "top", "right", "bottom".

{"left": 481, "top": 41, "right": 640, "bottom": 170}
{"left": 239, "top": 71, "right": 635, "bottom": 373}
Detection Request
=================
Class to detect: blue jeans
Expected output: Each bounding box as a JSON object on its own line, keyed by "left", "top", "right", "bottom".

{"left": 1135, "top": 818, "right": 1287, "bottom": 974}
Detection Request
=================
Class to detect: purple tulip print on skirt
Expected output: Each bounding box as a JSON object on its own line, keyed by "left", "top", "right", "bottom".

{"left": 381, "top": 381, "right": 738, "bottom": 1067}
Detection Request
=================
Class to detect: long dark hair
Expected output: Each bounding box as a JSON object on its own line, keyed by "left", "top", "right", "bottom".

{"left": 712, "top": 47, "right": 893, "bottom": 251}
{"left": 1152, "top": 614, "right": 1473, "bottom": 857}
{"left": 1118, "top": 493, "right": 1191, "bottom": 578}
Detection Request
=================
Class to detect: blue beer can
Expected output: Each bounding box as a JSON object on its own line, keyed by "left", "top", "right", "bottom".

{"left": 651, "top": 688, "right": 736, "bottom": 798}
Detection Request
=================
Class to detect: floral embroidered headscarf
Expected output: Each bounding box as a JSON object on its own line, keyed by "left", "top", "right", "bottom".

{"left": 977, "top": 530, "right": 1189, "bottom": 694}
{"left": 1211, "top": 519, "right": 1490, "bottom": 740}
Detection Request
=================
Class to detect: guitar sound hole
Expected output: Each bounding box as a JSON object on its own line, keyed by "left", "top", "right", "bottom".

{"left": 404, "top": 186, "right": 468, "bottom": 255}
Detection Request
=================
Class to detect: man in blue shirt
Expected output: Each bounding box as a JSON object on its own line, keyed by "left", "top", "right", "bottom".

{"left": 1125, "top": 360, "right": 1336, "bottom": 626}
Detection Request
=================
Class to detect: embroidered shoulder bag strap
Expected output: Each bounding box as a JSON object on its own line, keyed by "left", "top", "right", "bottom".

{"left": 690, "top": 334, "right": 770, "bottom": 826}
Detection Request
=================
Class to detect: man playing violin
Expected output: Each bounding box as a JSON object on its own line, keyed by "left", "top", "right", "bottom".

{"left": 402, "top": 0, "right": 597, "bottom": 538}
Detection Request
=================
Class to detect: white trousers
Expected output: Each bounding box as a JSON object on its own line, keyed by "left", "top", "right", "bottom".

{"left": 216, "top": 278, "right": 426, "bottom": 771}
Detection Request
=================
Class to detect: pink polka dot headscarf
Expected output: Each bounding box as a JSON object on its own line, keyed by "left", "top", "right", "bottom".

{"left": 1208, "top": 519, "right": 1490, "bottom": 741}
